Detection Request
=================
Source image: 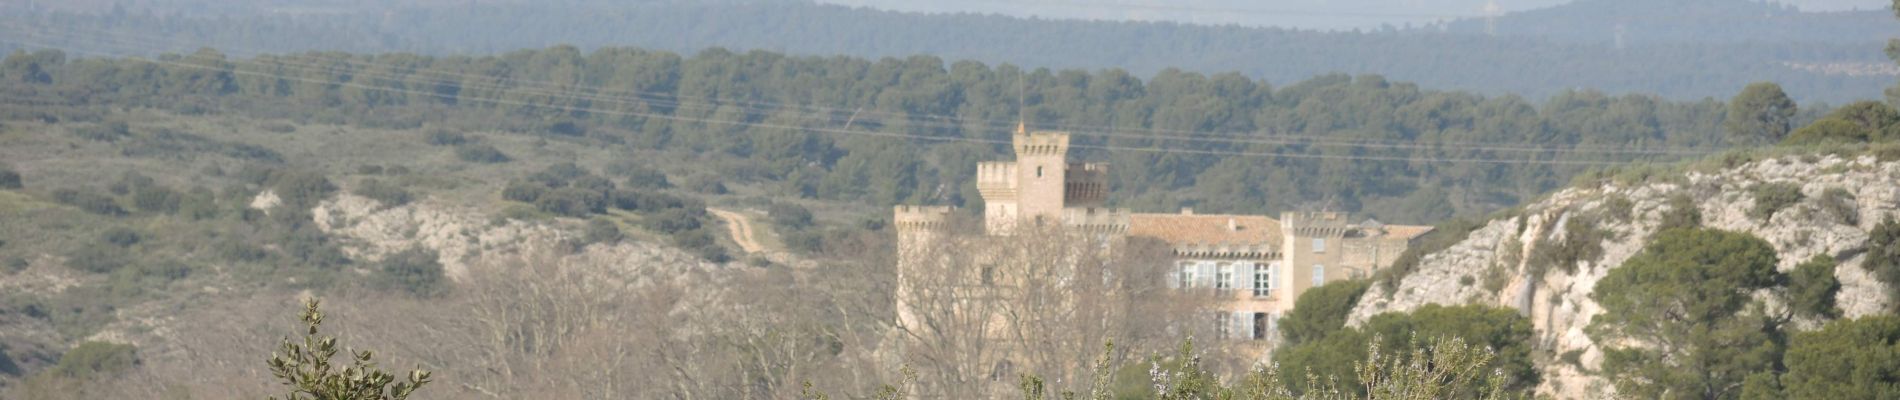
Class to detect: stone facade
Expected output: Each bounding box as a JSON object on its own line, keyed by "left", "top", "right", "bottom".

{"left": 895, "top": 129, "right": 1431, "bottom": 362}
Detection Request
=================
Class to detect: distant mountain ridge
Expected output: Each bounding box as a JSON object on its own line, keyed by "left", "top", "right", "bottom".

{"left": 1, "top": 0, "right": 1892, "bottom": 103}
{"left": 1439, "top": 0, "right": 1899, "bottom": 45}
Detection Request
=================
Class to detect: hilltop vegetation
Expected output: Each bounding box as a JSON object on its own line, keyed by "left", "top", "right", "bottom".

{"left": 0, "top": 45, "right": 1791, "bottom": 224}
{"left": 0, "top": 0, "right": 1888, "bottom": 103}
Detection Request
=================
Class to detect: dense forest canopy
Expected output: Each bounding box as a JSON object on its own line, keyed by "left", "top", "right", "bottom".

{"left": 2, "top": 44, "right": 1772, "bottom": 223}
{"left": 0, "top": 0, "right": 1888, "bottom": 103}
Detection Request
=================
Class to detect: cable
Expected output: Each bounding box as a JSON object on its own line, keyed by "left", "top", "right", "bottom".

{"left": 0, "top": 36, "right": 1681, "bottom": 166}
{"left": 1, "top": 21, "right": 1725, "bottom": 156}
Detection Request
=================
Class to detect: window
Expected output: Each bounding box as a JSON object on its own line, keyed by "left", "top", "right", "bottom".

{"left": 1312, "top": 265, "right": 1326, "bottom": 286}
{"left": 1252, "top": 263, "right": 1273, "bottom": 297}
{"left": 1313, "top": 238, "right": 1326, "bottom": 253}
{"left": 1253, "top": 312, "right": 1270, "bottom": 340}
{"left": 1214, "top": 312, "right": 1230, "bottom": 339}
{"left": 1231, "top": 312, "right": 1261, "bottom": 341}
{"left": 1036, "top": 166, "right": 1044, "bottom": 178}
{"left": 1175, "top": 262, "right": 1197, "bottom": 288}
{"left": 981, "top": 265, "right": 996, "bottom": 286}
{"left": 1215, "top": 263, "right": 1233, "bottom": 291}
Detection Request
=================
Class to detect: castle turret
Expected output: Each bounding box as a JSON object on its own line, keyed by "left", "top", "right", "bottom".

{"left": 1012, "top": 132, "right": 1071, "bottom": 224}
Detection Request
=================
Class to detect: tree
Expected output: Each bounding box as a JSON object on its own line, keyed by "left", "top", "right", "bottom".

{"left": 1869, "top": 218, "right": 1900, "bottom": 312}
{"left": 1279, "top": 280, "right": 1370, "bottom": 346}
{"left": 894, "top": 221, "right": 1207, "bottom": 398}
{"left": 1275, "top": 305, "right": 1536, "bottom": 397}
{"left": 1725, "top": 82, "right": 1797, "bottom": 146}
{"left": 266, "top": 298, "right": 432, "bottom": 400}
{"left": 1588, "top": 228, "right": 1783, "bottom": 400}
{"left": 1780, "top": 316, "right": 1900, "bottom": 399}
{"left": 1787, "top": 255, "right": 1841, "bottom": 319}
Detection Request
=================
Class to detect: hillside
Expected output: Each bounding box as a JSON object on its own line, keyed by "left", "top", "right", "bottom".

{"left": 1440, "top": 0, "right": 1899, "bottom": 46}
{"left": 0, "top": 0, "right": 1890, "bottom": 102}
{"left": 1348, "top": 146, "right": 1900, "bottom": 397}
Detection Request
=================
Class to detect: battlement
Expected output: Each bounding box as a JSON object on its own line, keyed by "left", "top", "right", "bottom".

{"left": 1060, "top": 207, "right": 1131, "bottom": 233}
{"left": 1282, "top": 211, "right": 1352, "bottom": 237}
{"left": 1013, "top": 131, "right": 1070, "bottom": 156}
{"left": 977, "top": 161, "right": 1020, "bottom": 198}
{"left": 894, "top": 205, "right": 955, "bottom": 231}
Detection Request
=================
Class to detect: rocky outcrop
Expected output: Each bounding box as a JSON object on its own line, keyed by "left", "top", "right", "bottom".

{"left": 313, "top": 194, "right": 727, "bottom": 280}
{"left": 1347, "top": 154, "right": 1900, "bottom": 398}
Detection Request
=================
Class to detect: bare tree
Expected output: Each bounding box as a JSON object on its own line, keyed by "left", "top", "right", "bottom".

{"left": 894, "top": 218, "right": 1214, "bottom": 398}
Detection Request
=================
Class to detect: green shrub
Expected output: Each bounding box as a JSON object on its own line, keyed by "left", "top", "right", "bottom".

{"left": 1818, "top": 188, "right": 1858, "bottom": 226}
{"left": 132, "top": 186, "right": 182, "bottom": 214}
{"left": 645, "top": 208, "right": 705, "bottom": 234}
{"left": 99, "top": 227, "right": 141, "bottom": 247}
{"left": 216, "top": 241, "right": 269, "bottom": 262}
{"left": 1788, "top": 255, "right": 1841, "bottom": 319}
{"left": 672, "top": 229, "right": 728, "bottom": 263}
{"left": 618, "top": 165, "right": 672, "bottom": 189}
{"left": 1529, "top": 214, "right": 1607, "bottom": 278}
{"left": 783, "top": 231, "right": 823, "bottom": 254}
{"left": 585, "top": 218, "right": 622, "bottom": 245}
{"left": 64, "top": 246, "right": 128, "bottom": 274}
{"left": 501, "top": 180, "right": 548, "bottom": 203}
{"left": 261, "top": 122, "right": 298, "bottom": 133}
{"left": 73, "top": 121, "right": 129, "bottom": 142}
{"left": 534, "top": 187, "right": 606, "bottom": 217}
{"left": 1783, "top": 119, "right": 1869, "bottom": 146}
{"left": 423, "top": 129, "right": 467, "bottom": 146}
{"left": 1657, "top": 193, "right": 1702, "bottom": 232}
{"left": 453, "top": 143, "right": 509, "bottom": 163}
{"left": 684, "top": 174, "right": 727, "bottom": 194}
{"left": 1601, "top": 195, "right": 1634, "bottom": 223}
{"left": 355, "top": 178, "right": 414, "bottom": 207}
{"left": 267, "top": 170, "right": 337, "bottom": 208}
{"left": 108, "top": 172, "right": 154, "bottom": 196}
{"left": 4, "top": 256, "right": 27, "bottom": 274}
{"left": 0, "top": 167, "right": 20, "bottom": 189}
{"left": 266, "top": 299, "right": 432, "bottom": 399}
{"left": 375, "top": 247, "right": 445, "bottom": 297}
{"left": 50, "top": 341, "right": 137, "bottom": 380}
{"left": 51, "top": 188, "right": 126, "bottom": 216}
{"left": 1749, "top": 182, "right": 1805, "bottom": 221}
{"left": 768, "top": 202, "right": 814, "bottom": 231}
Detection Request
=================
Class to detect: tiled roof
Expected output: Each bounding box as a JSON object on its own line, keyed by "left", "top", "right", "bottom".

{"left": 1128, "top": 213, "right": 1282, "bottom": 246}
{"left": 1378, "top": 225, "right": 1435, "bottom": 240}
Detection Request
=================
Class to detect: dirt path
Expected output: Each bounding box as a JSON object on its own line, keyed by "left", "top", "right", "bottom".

{"left": 707, "top": 208, "right": 765, "bottom": 254}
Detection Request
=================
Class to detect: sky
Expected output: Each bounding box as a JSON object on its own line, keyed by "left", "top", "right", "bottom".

{"left": 815, "top": 0, "right": 1892, "bottom": 30}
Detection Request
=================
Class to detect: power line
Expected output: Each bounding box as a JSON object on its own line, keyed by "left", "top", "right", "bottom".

{"left": 1, "top": 37, "right": 1686, "bottom": 166}
{"left": 1, "top": 22, "right": 1722, "bottom": 156}
{"left": 853, "top": 0, "right": 1478, "bottom": 20}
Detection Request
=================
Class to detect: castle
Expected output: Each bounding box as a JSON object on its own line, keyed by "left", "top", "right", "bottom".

{"left": 893, "top": 129, "right": 1432, "bottom": 363}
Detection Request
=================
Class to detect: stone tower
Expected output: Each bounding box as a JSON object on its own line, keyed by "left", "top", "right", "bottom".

{"left": 976, "top": 128, "right": 1108, "bottom": 234}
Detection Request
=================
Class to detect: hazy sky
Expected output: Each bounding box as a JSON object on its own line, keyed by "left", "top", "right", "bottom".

{"left": 817, "top": 0, "right": 1892, "bottom": 30}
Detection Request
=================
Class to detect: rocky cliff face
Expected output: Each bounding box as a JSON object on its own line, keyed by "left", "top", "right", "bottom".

{"left": 311, "top": 194, "right": 723, "bottom": 281}
{"left": 1347, "top": 154, "right": 1900, "bottom": 398}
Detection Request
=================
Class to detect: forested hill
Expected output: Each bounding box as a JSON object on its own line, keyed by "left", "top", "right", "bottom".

{"left": 1438, "top": 0, "right": 1899, "bottom": 45}
{"left": 1, "top": 45, "right": 1792, "bottom": 224}
{"left": 0, "top": 0, "right": 1889, "bottom": 103}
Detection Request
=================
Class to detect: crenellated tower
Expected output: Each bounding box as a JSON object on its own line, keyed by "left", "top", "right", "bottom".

{"left": 976, "top": 128, "right": 1113, "bottom": 234}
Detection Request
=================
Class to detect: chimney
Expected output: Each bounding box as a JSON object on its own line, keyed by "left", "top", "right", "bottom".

{"left": 1181, "top": 207, "right": 1194, "bottom": 215}
{"left": 1228, "top": 218, "right": 1239, "bottom": 232}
